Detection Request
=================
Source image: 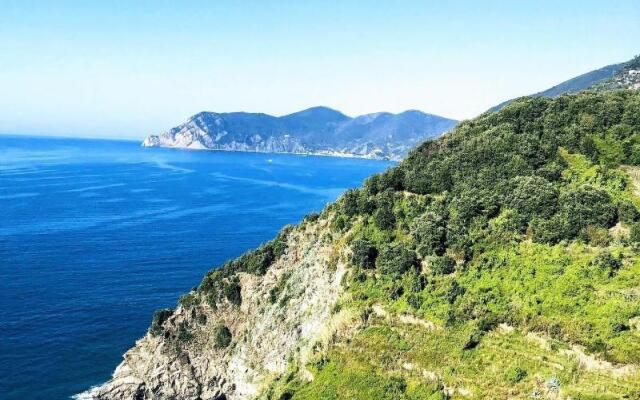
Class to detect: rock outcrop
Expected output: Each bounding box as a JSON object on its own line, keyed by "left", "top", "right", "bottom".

{"left": 90, "top": 217, "right": 348, "bottom": 400}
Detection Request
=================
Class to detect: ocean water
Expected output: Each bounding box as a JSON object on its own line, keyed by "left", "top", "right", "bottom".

{"left": 0, "top": 135, "right": 392, "bottom": 400}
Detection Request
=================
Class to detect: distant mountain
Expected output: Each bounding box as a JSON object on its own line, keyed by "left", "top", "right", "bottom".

{"left": 491, "top": 55, "right": 640, "bottom": 111}
{"left": 142, "top": 106, "right": 458, "bottom": 160}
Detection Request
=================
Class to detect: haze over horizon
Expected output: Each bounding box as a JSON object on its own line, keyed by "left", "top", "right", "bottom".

{"left": 1, "top": 0, "right": 638, "bottom": 140}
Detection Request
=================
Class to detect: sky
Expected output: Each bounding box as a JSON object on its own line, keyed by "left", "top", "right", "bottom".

{"left": 0, "top": 1, "right": 638, "bottom": 140}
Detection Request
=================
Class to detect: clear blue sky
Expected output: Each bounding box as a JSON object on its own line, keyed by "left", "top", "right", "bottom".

{"left": 0, "top": 1, "right": 638, "bottom": 139}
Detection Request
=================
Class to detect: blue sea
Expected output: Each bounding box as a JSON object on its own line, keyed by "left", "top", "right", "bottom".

{"left": 0, "top": 135, "right": 392, "bottom": 400}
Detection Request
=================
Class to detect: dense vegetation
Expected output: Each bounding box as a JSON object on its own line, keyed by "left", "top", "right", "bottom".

{"left": 269, "top": 91, "right": 640, "bottom": 399}
{"left": 151, "top": 91, "right": 640, "bottom": 399}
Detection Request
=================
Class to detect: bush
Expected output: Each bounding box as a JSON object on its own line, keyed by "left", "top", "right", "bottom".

{"left": 179, "top": 293, "right": 198, "bottom": 308}
{"left": 444, "top": 280, "right": 465, "bottom": 304}
{"left": 591, "top": 251, "right": 622, "bottom": 276}
{"left": 224, "top": 277, "right": 242, "bottom": 306}
{"left": 241, "top": 245, "right": 275, "bottom": 275}
{"left": 374, "top": 193, "right": 397, "bottom": 231}
{"left": 618, "top": 200, "right": 640, "bottom": 224}
{"left": 530, "top": 214, "right": 570, "bottom": 244}
{"left": 213, "top": 324, "right": 232, "bottom": 348}
{"left": 579, "top": 225, "right": 611, "bottom": 247}
{"left": 462, "top": 329, "right": 483, "bottom": 350}
{"left": 350, "top": 238, "right": 378, "bottom": 269}
{"left": 149, "top": 308, "right": 173, "bottom": 336}
{"left": 506, "top": 176, "right": 559, "bottom": 221}
{"left": 430, "top": 255, "right": 456, "bottom": 275}
{"left": 559, "top": 185, "right": 617, "bottom": 235}
{"left": 376, "top": 243, "right": 419, "bottom": 277}
{"left": 341, "top": 189, "right": 360, "bottom": 216}
{"left": 505, "top": 367, "right": 527, "bottom": 384}
{"left": 409, "top": 273, "right": 426, "bottom": 292}
{"left": 176, "top": 322, "right": 193, "bottom": 343}
{"left": 407, "top": 293, "right": 423, "bottom": 309}
{"left": 331, "top": 215, "right": 348, "bottom": 232}
{"left": 383, "top": 377, "right": 407, "bottom": 398}
{"left": 412, "top": 212, "right": 447, "bottom": 257}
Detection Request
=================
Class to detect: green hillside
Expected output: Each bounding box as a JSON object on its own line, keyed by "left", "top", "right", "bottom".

{"left": 262, "top": 91, "right": 640, "bottom": 399}
{"left": 491, "top": 55, "right": 640, "bottom": 111}
{"left": 107, "top": 90, "right": 640, "bottom": 400}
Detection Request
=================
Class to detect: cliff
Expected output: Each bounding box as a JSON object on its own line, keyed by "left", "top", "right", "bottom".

{"left": 93, "top": 91, "right": 640, "bottom": 399}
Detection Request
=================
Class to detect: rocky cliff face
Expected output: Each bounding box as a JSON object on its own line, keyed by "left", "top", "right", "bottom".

{"left": 141, "top": 107, "right": 458, "bottom": 161}
{"left": 89, "top": 216, "right": 351, "bottom": 400}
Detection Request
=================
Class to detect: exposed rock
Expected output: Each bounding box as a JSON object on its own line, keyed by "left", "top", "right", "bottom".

{"left": 92, "top": 216, "right": 348, "bottom": 400}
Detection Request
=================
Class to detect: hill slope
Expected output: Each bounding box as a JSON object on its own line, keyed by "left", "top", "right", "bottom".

{"left": 491, "top": 55, "right": 640, "bottom": 111}
{"left": 141, "top": 107, "right": 458, "bottom": 161}
{"left": 92, "top": 91, "right": 640, "bottom": 399}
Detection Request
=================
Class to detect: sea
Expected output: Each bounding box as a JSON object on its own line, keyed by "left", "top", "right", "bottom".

{"left": 0, "top": 135, "right": 392, "bottom": 400}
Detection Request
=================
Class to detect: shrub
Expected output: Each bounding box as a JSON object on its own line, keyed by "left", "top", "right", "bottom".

{"left": 430, "top": 255, "right": 456, "bottom": 275}
{"left": 376, "top": 243, "right": 419, "bottom": 277}
{"left": 149, "top": 308, "right": 173, "bottom": 336}
{"left": 341, "top": 189, "right": 360, "bottom": 216}
{"left": 412, "top": 212, "right": 447, "bottom": 257}
{"left": 477, "top": 314, "right": 498, "bottom": 332}
{"left": 240, "top": 245, "right": 275, "bottom": 275}
{"left": 176, "top": 323, "right": 194, "bottom": 343}
{"left": 224, "top": 277, "right": 242, "bottom": 306}
{"left": 378, "top": 168, "right": 405, "bottom": 191}
{"left": 444, "top": 280, "right": 465, "bottom": 304}
{"left": 383, "top": 377, "right": 407, "bottom": 397}
{"left": 196, "top": 313, "right": 207, "bottom": 325}
{"left": 506, "top": 176, "right": 559, "bottom": 221}
{"left": 409, "top": 273, "right": 426, "bottom": 292}
{"left": 591, "top": 251, "right": 622, "bottom": 276}
{"left": 179, "top": 293, "right": 198, "bottom": 308}
{"left": 579, "top": 225, "right": 611, "bottom": 247}
{"left": 213, "top": 324, "right": 232, "bottom": 348}
{"left": 505, "top": 367, "right": 527, "bottom": 384}
{"left": 462, "top": 329, "right": 483, "bottom": 350}
{"left": 618, "top": 200, "right": 640, "bottom": 224}
{"left": 407, "top": 294, "right": 423, "bottom": 309}
{"left": 350, "top": 238, "right": 378, "bottom": 269}
{"left": 530, "top": 214, "right": 570, "bottom": 244}
{"left": 559, "top": 185, "right": 617, "bottom": 234}
{"left": 331, "top": 215, "right": 348, "bottom": 232}
{"left": 374, "top": 197, "right": 396, "bottom": 231}
{"left": 357, "top": 191, "right": 376, "bottom": 215}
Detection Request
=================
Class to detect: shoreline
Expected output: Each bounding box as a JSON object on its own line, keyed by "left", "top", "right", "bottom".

{"left": 141, "top": 142, "right": 402, "bottom": 162}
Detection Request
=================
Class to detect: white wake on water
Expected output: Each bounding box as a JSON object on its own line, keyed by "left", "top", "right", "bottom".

{"left": 71, "top": 384, "right": 103, "bottom": 400}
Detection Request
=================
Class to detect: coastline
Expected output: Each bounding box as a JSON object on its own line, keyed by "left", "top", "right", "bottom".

{"left": 140, "top": 142, "right": 402, "bottom": 162}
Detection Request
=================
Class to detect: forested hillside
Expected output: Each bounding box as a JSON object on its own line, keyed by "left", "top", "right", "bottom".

{"left": 95, "top": 91, "right": 640, "bottom": 400}
{"left": 268, "top": 91, "right": 640, "bottom": 399}
{"left": 491, "top": 55, "right": 640, "bottom": 111}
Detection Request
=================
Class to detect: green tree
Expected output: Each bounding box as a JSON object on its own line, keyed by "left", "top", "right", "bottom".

{"left": 559, "top": 185, "right": 616, "bottom": 236}
{"left": 411, "top": 212, "right": 447, "bottom": 257}
{"left": 377, "top": 243, "right": 419, "bottom": 277}
{"left": 350, "top": 238, "right": 378, "bottom": 269}
{"left": 506, "top": 175, "right": 558, "bottom": 223}
{"left": 430, "top": 255, "right": 456, "bottom": 275}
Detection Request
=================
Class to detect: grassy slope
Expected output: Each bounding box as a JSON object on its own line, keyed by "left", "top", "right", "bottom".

{"left": 259, "top": 91, "right": 640, "bottom": 399}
